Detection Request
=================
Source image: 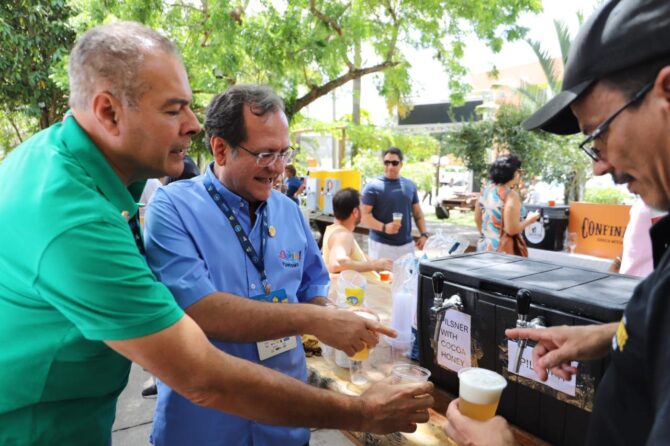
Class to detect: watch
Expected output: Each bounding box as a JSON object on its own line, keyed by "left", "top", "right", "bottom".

{"left": 420, "top": 232, "right": 429, "bottom": 238}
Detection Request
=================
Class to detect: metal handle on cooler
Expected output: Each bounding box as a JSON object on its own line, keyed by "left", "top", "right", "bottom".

{"left": 512, "top": 289, "right": 547, "bottom": 373}
{"left": 430, "top": 272, "right": 463, "bottom": 351}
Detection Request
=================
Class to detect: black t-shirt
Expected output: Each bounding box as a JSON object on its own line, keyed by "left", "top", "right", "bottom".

{"left": 587, "top": 215, "right": 670, "bottom": 445}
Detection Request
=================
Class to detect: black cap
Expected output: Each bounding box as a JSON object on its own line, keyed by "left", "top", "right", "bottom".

{"left": 522, "top": 0, "right": 670, "bottom": 135}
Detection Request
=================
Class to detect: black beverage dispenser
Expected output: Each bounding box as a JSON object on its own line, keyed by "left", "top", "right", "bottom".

{"left": 418, "top": 252, "right": 640, "bottom": 445}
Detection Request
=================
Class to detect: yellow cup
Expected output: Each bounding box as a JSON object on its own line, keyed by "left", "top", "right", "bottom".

{"left": 348, "top": 310, "right": 379, "bottom": 361}
{"left": 343, "top": 287, "right": 365, "bottom": 307}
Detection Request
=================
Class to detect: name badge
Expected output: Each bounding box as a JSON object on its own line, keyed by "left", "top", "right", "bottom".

{"left": 251, "top": 289, "right": 297, "bottom": 361}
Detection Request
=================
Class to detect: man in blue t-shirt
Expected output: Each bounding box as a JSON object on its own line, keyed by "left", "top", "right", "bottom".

{"left": 283, "top": 164, "right": 304, "bottom": 205}
{"left": 361, "top": 147, "right": 429, "bottom": 260}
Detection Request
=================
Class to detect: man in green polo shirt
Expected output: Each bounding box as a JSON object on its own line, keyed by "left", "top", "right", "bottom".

{"left": 0, "top": 21, "right": 433, "bottom": 445}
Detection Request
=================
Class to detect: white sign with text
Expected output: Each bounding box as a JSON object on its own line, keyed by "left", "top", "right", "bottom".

{"left": 507, "top": 340, "right": 577, "bottom": 396}
{"left": 437, "top": 309, "right": 471, "bottom": 372}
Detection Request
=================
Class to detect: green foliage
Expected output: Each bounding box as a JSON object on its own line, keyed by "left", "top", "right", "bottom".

{"left": 71, "top": 0, "right": 540, "bottom": 121}
{"left": 444, "top": 104, "right": 591, "bottom": 201}
{"left": 1, "top": 0, "right": 542, "bottom": 155}
{"left": 444, "top": 118, "right": 492, "bottom": 186}
{"left": 300, "top": 120, "right": 440, "bottom": 163}
{"left": 584, "top": 187, "right": 631, "bottom": 205}
{"left": 0, "top": 110, "right": 36, "bottom": 159}
{"left": 402, "top": 161, "right": 434, "bottom": 192}
{"left": 0, "top": 1, "right": 76, "bottom": 128}
{"left": 352, "top": 148, "right": 384, "bottom": 182}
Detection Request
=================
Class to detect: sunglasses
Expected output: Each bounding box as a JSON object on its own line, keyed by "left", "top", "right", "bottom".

{"left": 384, "top": 160, "right": 400, "bottom": 166}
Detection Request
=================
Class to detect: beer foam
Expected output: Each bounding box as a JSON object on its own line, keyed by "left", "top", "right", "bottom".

{"left": 458, "top": 368, "right": 507, "bottom": 405}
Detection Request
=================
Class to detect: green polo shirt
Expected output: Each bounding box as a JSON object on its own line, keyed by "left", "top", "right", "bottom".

{"left": 0, "top": 114, "right": 184, "bottom": 445}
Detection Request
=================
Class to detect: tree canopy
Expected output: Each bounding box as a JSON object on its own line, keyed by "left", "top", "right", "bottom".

{"left": 71, "top": 0, "right": 540, "bottom": 120}
{"left": 0, "top": 0, "right": 543, "bottom": 157}
{"left": 446, "top": 104, "right": 590, "bottom": 202}
{"left": 0, "top": 0, "right": 76, "bottom": 132}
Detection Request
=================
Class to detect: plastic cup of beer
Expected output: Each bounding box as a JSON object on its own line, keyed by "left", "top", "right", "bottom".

{"left": 457, "top": 367, "right": 507, "bottom": 421}
{"left": 392, "top": 212, "right": 403, "bottom": 225}
{"left": 379, "top": 271, "right": 391, "bottom": 283}
{"left": 348, "top": 310, "right": 379, "bottom": 361}
{"left": 391, "top": 364, "right": 431, "bottom": 384}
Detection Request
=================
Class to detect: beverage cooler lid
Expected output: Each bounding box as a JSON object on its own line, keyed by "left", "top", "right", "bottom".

{"left": 524, "top": 204, "right": 570, "bottom": 219}
{"left": 419, "top": 252, "right": 640, "bottom": 321}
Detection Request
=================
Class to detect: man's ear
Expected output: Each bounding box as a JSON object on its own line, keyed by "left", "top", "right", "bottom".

{"left": 211, "top": 136, "right": 231, "bottom": 166}
{"left": 656, "top": 66, "right": 670, "bottom": 110}
{"left": 91, "top": 92, "right": 122, "bottom": 136}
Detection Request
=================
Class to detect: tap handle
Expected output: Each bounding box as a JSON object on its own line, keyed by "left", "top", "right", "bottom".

{"left": 516, "top": 288, "right": 532, "bottom": 317}
{"left": 432, "top": 272, "right": 445, "bottom": 297}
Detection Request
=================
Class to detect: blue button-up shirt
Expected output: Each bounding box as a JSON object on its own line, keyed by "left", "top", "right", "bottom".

{"left": 144, "top": 165, "right": 329, "bottom": 446}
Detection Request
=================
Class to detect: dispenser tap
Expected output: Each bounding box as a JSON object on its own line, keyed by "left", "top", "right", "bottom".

{"left": 430, "top": 272, "right": 445, "bottom": 318}
{"left": 430, "top": 272, "right": 463, "bottom": 351}
{"left": 512, "top": 289, "right": 546, "bottom": 373}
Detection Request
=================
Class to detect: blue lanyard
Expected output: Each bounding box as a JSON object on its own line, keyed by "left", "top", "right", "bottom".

{"left": 203, "top": 176, "right": 271, "bottom": 294}
{"left": 128, "top": 213, "right": 146, "bottom": 256}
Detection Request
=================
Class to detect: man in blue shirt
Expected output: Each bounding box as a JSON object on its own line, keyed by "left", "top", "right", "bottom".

{"left": 144, "top": 85, "right": 433, "bottom": 446}
{"left": 284, "top": 164, "right": 305, "bottom": 205}
{"left": 361, "top": 147, "right": 429, "bottom": 261}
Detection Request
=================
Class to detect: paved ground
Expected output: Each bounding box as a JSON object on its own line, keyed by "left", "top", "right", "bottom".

{"left": 112, "top": 364, "right": 354, "bottom": 445}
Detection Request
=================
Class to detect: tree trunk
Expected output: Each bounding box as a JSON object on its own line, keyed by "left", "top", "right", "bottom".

{"left": 39, "top": 107, "right": 51, "bottom": 130}
{"left": 351, "top": 41, "right": 361, "bottom": 160}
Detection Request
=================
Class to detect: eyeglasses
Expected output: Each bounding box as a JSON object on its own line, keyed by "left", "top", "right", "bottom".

{"left": 578, "top": 82, "right": 653, "bottom": 162}
{"left": 236, "top": 144, "right": 298, "bottom": 167}
{"left": 384, "top": 160, "right": 400, "bottom": 166}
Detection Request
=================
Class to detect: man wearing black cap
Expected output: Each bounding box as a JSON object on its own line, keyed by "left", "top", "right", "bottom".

{"left": 445, "top": 1, "right": 670, "bottom": 445}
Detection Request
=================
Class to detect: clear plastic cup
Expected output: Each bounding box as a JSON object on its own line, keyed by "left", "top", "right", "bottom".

{"left": 349, "top": 360, "right": 367, "bottom": 385}
{"left": 391, "top": 364, "right": 431, "bottom": 384}
{"left": 387, "top": 333, "right": 415, "bottom": 364}
{"left": 392, "top": 212, "right": 403, "bottom": 225}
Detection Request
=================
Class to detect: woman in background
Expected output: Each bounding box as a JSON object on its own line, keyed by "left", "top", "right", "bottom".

{"left": 475, "top": 154, "right": 540, "bottom": 252}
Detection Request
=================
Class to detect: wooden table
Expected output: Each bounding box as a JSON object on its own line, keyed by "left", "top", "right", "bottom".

{"left": 308, "top": 212, "right": 480, "bottom": 251}
{"left": 440, "top": 194, "right": 480, "bottom": 212}
{"left": 305, "top": 279, "right": 548, "bottom": 445}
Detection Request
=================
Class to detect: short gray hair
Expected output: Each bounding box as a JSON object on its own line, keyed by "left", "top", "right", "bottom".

{"left": 68, "top": 21, "right": 180, "bottom": 109}
{"left": 204, "top": 85, "right": 285, "bottom": 153}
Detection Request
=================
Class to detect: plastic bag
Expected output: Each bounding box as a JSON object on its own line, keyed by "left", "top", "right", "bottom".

{"left": 390, "top": 253, "right": 421, "bottom": 334}
{"left": 423, "top": 229, "right": 469, "bottom": 259}
{"left": 336, "top": 270, "right": 367, "bottom": 307}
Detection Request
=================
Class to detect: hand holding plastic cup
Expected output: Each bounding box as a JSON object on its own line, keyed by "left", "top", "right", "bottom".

{"left": 392, "top": 212, "right": 403, "bottom": 225}
{"left": 348, "top": 310, "right": 380, "bottom": 361}
{"left": 457, "top": 367, "right": 507, "bottom": 421}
